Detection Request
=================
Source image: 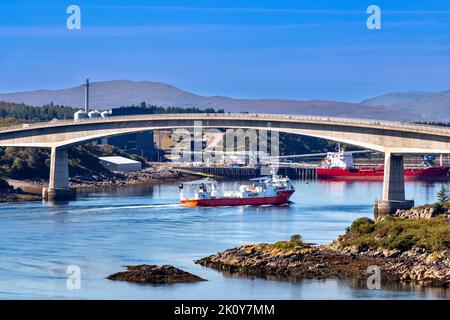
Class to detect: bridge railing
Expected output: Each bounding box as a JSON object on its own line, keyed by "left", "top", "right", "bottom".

{"left": 0, "top": 112, "right": 449, "bottom": 136}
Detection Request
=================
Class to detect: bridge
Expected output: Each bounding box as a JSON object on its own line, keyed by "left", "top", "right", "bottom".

{"left": 1, "top": 113, "right": 449, "bottom": 215}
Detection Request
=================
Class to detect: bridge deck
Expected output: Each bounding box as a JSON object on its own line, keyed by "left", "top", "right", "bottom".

{"left": 1, "top": 113, "right": 449, "bottom": 137}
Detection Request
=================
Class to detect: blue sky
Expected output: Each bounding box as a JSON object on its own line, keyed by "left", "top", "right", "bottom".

{"left": 0, "top": 0, "right": 449, "bottom": 101}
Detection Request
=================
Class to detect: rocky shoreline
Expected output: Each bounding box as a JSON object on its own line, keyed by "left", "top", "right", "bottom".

{"left": 3, "top": 168, "right": 194, "bottom": 201}
{"left": 196, "top": 217, "right": 450, "bottom": 287}
{"left": 69, "top": 168, "right": 191, "bottom": 190}
{"left": 0, "top": 178, "right": 41, "bottom": 202}
{"left": 196, "top": 243, "right": 449, "bottom": 288}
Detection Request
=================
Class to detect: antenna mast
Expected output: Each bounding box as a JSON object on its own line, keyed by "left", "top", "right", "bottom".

{"left": 84, "top": 79, "right": 90, "bottom": 113}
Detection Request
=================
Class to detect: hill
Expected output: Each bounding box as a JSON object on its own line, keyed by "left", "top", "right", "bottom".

{"left": 0, "top": 80, "right": 421, "bottom": 121}
{"left": 361, "top": 89, "right": 450, "bottom": 122}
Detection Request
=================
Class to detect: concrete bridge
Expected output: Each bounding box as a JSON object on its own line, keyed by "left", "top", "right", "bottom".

{"left": 0, "top": 113, "right": 449, "bottom": 215}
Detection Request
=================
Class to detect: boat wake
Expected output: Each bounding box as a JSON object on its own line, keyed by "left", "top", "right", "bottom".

{"left": 80, "top": 203, "right": 181, "bottom": 212}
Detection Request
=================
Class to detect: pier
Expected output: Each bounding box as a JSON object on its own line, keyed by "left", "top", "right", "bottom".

{"left": 174, "top": 165, "right": 318, "bottom": 180}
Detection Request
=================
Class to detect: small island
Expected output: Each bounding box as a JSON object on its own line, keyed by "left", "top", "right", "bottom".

{"left": 196, "top": 187, "right": 450, "bottom": 287}
{"left": 106, "top": 265, "right": 207, "bottom": 284}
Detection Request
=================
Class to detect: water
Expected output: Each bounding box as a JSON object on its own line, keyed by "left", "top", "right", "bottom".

{"left": 0, "top": 180, "right": 449, "bottom": 300}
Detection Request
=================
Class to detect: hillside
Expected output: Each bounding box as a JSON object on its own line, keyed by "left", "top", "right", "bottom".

{"left": 362, "top": 89, "right": 450, "bottom": 122}
{"left": 0, "top": 80, "right": 421, "bottom": 121}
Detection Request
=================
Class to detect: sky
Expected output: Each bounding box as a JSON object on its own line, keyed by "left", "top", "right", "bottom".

{"left": 0, "top": 0, "right": 449, "bottom": 102}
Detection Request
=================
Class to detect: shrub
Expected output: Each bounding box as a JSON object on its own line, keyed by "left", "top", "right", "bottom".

{"left": 340, "top": 216, "right": 449, "bottom": 256}
{"left": 388, "top": 234, "right": 418, "bottom": 251}
{"left": 271, "top": 234, "right": 309, "bottom": 250}
{"left": 376, "top": 228, "right": 389, "bottom": 239}
{"left": 436, "top": 185, "right": 449, "bottom": 204}
{"left": 348, "top": 217, "right": 375, "bottom": 235}
{"left": 290, "top": 234, "right": 303, "bottom": 243}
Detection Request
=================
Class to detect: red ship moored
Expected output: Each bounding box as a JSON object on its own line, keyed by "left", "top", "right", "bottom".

{"left": 317, "top": 151, "right": 449, "bottom": 180}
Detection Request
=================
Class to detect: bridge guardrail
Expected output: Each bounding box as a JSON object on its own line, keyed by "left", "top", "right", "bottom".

{"left": 0, "top": 112, "right": 449, "bottom": 136}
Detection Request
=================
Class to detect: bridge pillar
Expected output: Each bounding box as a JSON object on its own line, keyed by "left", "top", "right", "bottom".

{"left": 374, "top": 153, "right": 414, "bottom": 218}
{"left": 42, "top": 147, "right": 76, "bottom": 201}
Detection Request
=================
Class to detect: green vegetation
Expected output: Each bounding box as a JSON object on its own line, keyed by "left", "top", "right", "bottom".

{"left": 433, "top": 185, "right": 450, "bottom": 214}
{"left": 0, "top": 147, "right": 50, "bottom": 179}
{"left": 437, "top": 185, "right": 449, "bottom": 203}
{"left": 120, "top": 102, "right": 224, "bottom": 114}
{"left": 279, "top": 133, "right": 336, "bottom": 156}
{"left": 0, "top": 177, "right": 10, "bottom": 190}
{"left": 264, "top": 234, "right": 311, "bottom": 251}
{"left": 0, "top": 144, "right": 148, "bottom": 180}
{"left": 0, "top": 101, "right": 76, "bottom": 122}
{"left": 339, "top": 217, "right": 450, "bottom": 255}
{"left": 338, "top": 187, "right": 450, "bottom": 254}
{"left": 0, "top": 100, "right": 223, "bottom": 125}
{"left": 413, "top": 121, "right": 450, "bottom": 127}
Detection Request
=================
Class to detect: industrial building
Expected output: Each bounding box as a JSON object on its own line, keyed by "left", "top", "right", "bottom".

{"left": 107, "top": 107, "right": 156, "bottom": 159}
{"left": 98, "top": 156, "right": 142, "bottom": 172}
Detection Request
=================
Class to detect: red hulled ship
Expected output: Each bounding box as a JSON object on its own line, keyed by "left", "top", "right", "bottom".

{"left": 316, "top": 151, "right": 449, "bottom": 180}
{"left": 179, "top": 175, "right": 295, "bottom": 207}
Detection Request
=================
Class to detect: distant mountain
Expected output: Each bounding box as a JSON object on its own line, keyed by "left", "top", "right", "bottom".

{"left": 0, "top": 80, "right": 433, "bottom": 121}
{"left": 361, "top": 89, "right": 450, "bottom": 121}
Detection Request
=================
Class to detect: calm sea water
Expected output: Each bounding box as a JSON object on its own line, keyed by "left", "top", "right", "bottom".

{"left": 0, "top": 180, "right": 449, "bottom": 300}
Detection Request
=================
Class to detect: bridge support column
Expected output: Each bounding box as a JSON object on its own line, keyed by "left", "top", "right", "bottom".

{"left": 42, "top": 147, "right": 76, "bottom": 201}
{"left": 374, "top": 153, "right": 414, "bottom": 218}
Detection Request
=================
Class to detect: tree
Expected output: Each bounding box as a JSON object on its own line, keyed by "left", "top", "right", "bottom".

{"left": 290, "top": 234, "right": 303, "bottom": 243}
{"left": 437, "top": 185, "right": 449, "bottom": 204}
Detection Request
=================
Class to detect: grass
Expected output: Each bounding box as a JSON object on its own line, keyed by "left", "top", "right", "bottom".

{"left": 339, "top": 216, "right": 450, "bottom": 255}
{"left": 252, "top": 234, "right": 313, "bottom": 255}
{"left": 0, "top": 118, "right": 24, "bottom": 127}
{"left": 270, "top": 234, "right": 310, "bottom": 250}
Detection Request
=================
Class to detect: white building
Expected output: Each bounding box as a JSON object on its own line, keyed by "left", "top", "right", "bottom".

{"left": 98, "top": 156, "right": 142, "bottom": 172}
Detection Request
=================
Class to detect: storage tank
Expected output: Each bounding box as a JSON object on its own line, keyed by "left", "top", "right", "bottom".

{"left": 88, "top": 110, "right": 102, "bottom": 118}
{"left": 74, "top": 110, "right": 89, "bottom": 121}
{"left": 101, "top": 110, "right": 112, "bottom": 118}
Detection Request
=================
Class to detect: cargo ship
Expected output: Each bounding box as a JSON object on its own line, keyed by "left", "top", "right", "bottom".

{"left": 179, "top": 175, "right": 295, "bottom": 207}
{"left": 317, "top": 151, "right": 449, "bottom": 180}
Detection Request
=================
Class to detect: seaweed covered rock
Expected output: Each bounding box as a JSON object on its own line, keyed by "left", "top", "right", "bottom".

{"left": 106, "top": 264, "right": 206, "bottom": 284}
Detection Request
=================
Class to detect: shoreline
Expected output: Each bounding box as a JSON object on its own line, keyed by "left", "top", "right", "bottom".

{"left": 196, "top": 216, "right": 450, "bottom": 288}
{"left": 3, "top": 168, "right": 196, "bottom": 202}
{"left": 69, "top": 168, "right": 194, "bottom": 191}
{"left": 0, "top": 178, "right": 41, "bottom": 203}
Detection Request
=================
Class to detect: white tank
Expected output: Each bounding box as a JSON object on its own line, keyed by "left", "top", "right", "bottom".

{"left": 88, "top": 110, "right": 102, "bottom": 118}
{"left": 74, "top": 110, "right": 89, "bottom": 121}
{"left": 101, "top": 110, "right": 111, "bottom": 118}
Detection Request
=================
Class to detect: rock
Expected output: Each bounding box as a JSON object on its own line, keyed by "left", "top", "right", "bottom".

{"left": 394, "top": 206, "right": 449, "bottom": 219}
{"left": 386, "top": 249, "right": 402, "bottom": 258}
{"left": 68, "top": 168, "right": 189, "bottom": 191}
{"left": 106, "top": 264, "right": 207, "bottom": 284}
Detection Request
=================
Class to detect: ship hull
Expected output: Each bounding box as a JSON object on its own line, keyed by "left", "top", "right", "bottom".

{"left": 317, "top": 166, "right": 449, "bottom": 180}
{"left": 181, "top": 190, "right": 294, "bottom": 207}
